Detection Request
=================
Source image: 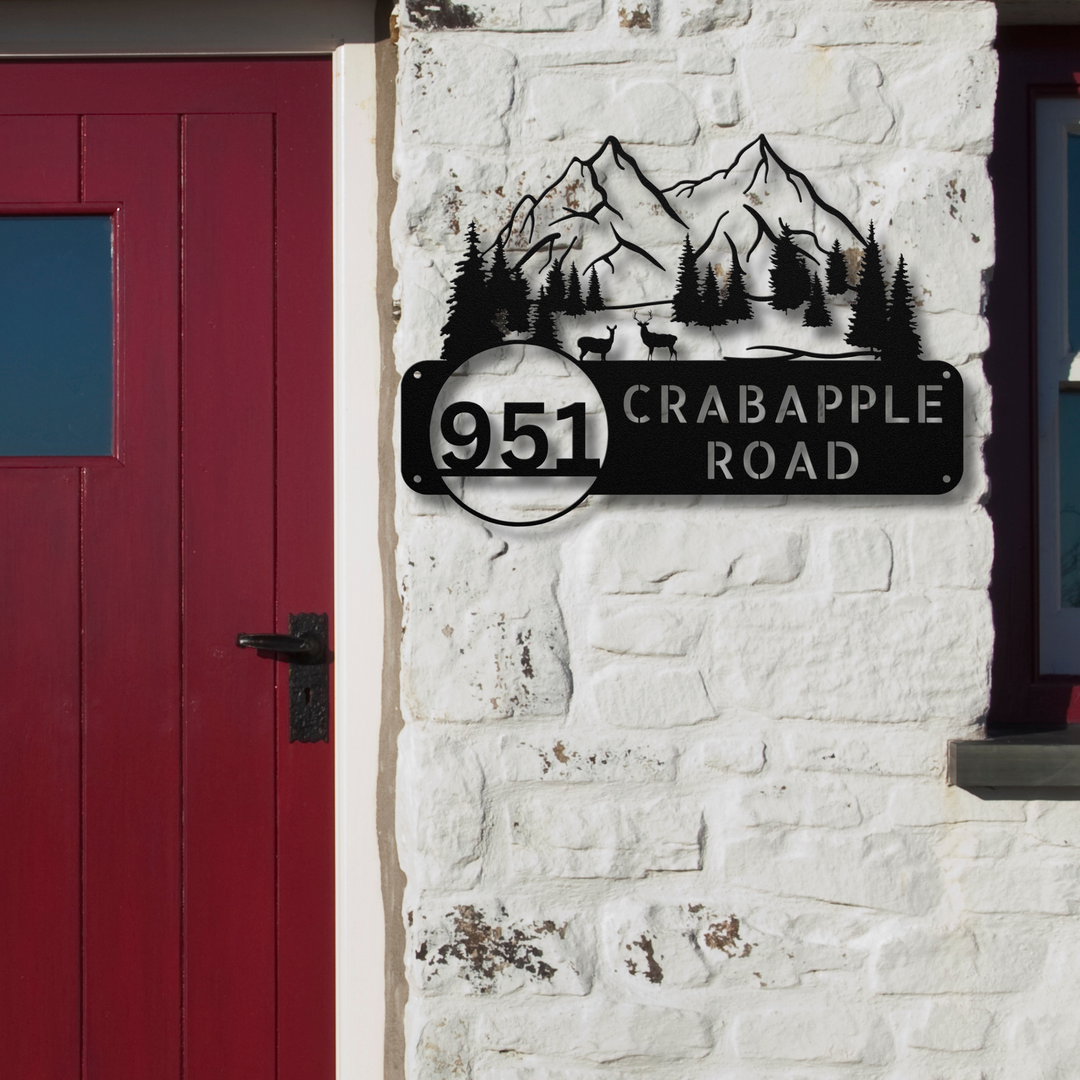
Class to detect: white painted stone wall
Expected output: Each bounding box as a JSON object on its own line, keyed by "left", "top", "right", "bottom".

{"left": 390, "top": 1, "right": 1080, "bottom": 1075}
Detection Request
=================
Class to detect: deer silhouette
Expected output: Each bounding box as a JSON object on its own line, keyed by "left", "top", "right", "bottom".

{"left": 634, "top": 313, "right": 678, "bottom": 361}
{"left": 577, "top": 325, "right": 617, "bottom": 362}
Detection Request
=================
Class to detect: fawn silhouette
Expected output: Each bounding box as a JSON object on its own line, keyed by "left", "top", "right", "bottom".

{"left": 577, "top": 325, "right": 617, "bottom": 362}
{"left": 634, "top": 313, "right": 678, "bottom": 361}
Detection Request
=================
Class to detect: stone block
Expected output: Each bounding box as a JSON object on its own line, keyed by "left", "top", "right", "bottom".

{"left": 587, "top": 664, "right": 716, "bottom": 726}
{"left": 677, "top": 49, "right": 736, "bottom": 76}
{"left": 399, "top": 37, "right": 515, "bottom": 148}
{"left": 409, "top": 901, "right": 590, "bottom": 996}
{"left": 394, "top": 148, "right": 510, "bottom": 250}
{"left": 699, "top": 732, "right": 766, "bottom": 774}
{"left": 891, "top": 49, "right": 997, "bottom": 153}
{"left": 523, "top": 75, "right": 699, "bottom": 146}
{"left": 828, "top": 525, "right": 893, "bottom": 592}
{"left": 398, "top": 725, "right": 486, "bottom": 889}
{"left": 583, "top": 518, "right": 806, "bottom": 596}
{"left": 871, "top": 925, "right": 978, "bottom": 995}
{"left": 739, "top": 774, "right": 863, "bottom": 828}
{"left": 587, "top": 601, "right": 705, "bottom": 658}
{"left": 742, "top": 49, "right": 894, "bottom": 145}
{"left": 431, "top": 0, "right": 604, "bottom": 32}
{"left": 908, "top": 1000, "right": 992, "bottom": 1051}
{"left": 475, "top": 1001, "right": 714, "bottom": 1062}
{"left": 799, "top": 8, "right": 932, "bottom": 45}
{"left": 509, "top": 793, "right": 703, "bottom": 878}
{"left": 870, "top": 162, "right": 993, "bottom": 315}
{"left": 604, "top": 902, "right": 712, "bottom": 989}
{"left": 498, "top": 733, "right": 677, "bottom": 782}
{"left": 1005, "top": 1009, "right": 1080, "bottom": 1080}
{"left": 665, "top": 0, "right": 751, "bottom": 34}
{"left": 901, "top": 510, "right": 992, "bottom": 591}
{"left": 799, "top": 6, "right": 994, "bottom": 47}
{"left": 732, "top": 1007, "right": 871, "bottom": 1063}
{"left": 533, "top": 46, "right": 668, "bottom": 69}
{"left": 953, "top": 854, "right": 1080, "bottom": 915}
{"left": 918, "top": 310, "right": 991, "bottom": 370}
{"left": 778, "top": 722, "right": 942, "bottom": 778}
{"left": 400, "top": 518, "right": 571, "bottom": 722}
{"left": 887, "top": 782, "right": 1025, "bottom": 827}
{"left": 702, "top": 592, "right": 992, "bottom": 723}
{"left": 702, "top": 84, "right": 742, "bottom": 128}
{"left": 937, "top": 825, "right": 1014, "bottom": 862}
{"left": 411, "top": 1014, "right": 472, "bottom": 1080}
{"left": 475, "top": 1067, "right": 610, "bottom": 1080}
{"left": 602, "top": 900, "right": 851, "bottom": 992}
{"left": 871, "top": 924, "right": 1046, "bottom": 994}
{"left": 725, "top": 830, "right": 942, "bottom": 914}
{"left": 965, "top": 926, "right": 1051, "bottom": 993}
{"left": 1026, "top": 801, "right": 1080, "bottom": 847}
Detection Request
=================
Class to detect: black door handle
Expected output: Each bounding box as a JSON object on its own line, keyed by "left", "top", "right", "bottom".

{"left": 236, "top": 631, "right": 323, "bottom": 659}
{"left": 235, "top": 613, "right": 330, "bottom": 743}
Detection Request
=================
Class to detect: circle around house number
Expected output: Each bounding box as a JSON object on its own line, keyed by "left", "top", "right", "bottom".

{"left": 429, "top": 344, "right": 609, "bottom": 526}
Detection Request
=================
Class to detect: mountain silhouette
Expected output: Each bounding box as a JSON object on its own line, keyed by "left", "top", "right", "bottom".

{"left": 492, "top": 134, "right": 868, "bottom": 310}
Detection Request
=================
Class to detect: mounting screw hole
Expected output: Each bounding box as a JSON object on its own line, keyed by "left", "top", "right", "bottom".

{"left": 413, "top": 370, "right": 421, "bottom": 379}
{"left": 943, "top": 475, "right": 951, "bottom": 484}
{"left": 942, "top": 370, "right": 951, "bottom": 379}
{"left": 413, "top": 474, "right": 422, "bottom": 483}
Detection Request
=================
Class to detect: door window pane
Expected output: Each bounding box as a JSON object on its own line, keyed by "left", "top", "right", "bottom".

{"left": 0, "top": 215, "right": 112, "bottom": 455}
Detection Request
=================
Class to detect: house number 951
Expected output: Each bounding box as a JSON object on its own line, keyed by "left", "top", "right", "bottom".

{"left": 439, "top": 401, "right": 592, "bottom": 473}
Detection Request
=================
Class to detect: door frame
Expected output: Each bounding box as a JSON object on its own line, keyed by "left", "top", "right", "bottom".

{"left": 333, "top": 39, "right": 389, "bottom": 1080}
{"left": 0, "top": 10, "right": 388, "bottom": 1080}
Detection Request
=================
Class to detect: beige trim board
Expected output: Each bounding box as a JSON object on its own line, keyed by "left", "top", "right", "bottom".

{"left": 334, "top": 39, "right": 388, "bottom": 1080}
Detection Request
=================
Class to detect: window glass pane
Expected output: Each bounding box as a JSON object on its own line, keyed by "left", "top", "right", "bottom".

{"left": 1061, "top": 389, "right": 1080, "bottom": 606}
{"left": 0, "top": 216, "right": 113, "bottom": 455}
{"left": 1069, "top": 135, "right": 1080, "bottom": 353}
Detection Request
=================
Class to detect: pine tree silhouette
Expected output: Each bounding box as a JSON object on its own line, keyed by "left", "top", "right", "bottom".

{"left": 564, "top": 262, "right": 586, "bottom": 316}
{"left": 544, "top": 261, "right": 566, "bottom": 313}
{"left": 845, "top": 221, "right": 888, "bottom": 351}
{"left": 505, "top": 264, "right": 532, "bottom": 334}
{"left": 585, "top": 267, "right": 605, "bottom": 312}
{"left": 721, "top": 239, "right": 754, "bottom": 323}
{"left": 486, "top": 236, "right": 514, "bottom": 316}
{"left": 672, "top": 235, "right": 701, "bottom": 324}
{"left": 530, "top": 286, "right": 563, "bottom": 350}
{"left": 441, "top": 221, "right": 502, "bottom": 363}
{"left": 826, "top": 239, "right": 850, "bottom": 295}
{"left": 880, "top": 254, "right": 922, "bottom": 365}
{"left": 769, "top": 223, "right": 813, "bottom": 311}
{"left": 802, "top": 273, "right": 832, "bottom": 328}
{"left": 696, "top": 264, "right": 726, "bottom": 328}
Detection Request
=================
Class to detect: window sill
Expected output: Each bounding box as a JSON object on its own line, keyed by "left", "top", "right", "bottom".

{"left": 949, "top": 727, "right": 1080, "bottom": 799}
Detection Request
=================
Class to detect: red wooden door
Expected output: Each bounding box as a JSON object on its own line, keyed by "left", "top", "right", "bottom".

{"left": 0, "top": 61, "right": 334, "bottom": 1078}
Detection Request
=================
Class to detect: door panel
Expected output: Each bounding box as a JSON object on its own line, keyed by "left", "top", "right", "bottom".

{"left": 275, "top": 89, "right": 336, "bottom": 1080}
{"left": 182, "top": 112, "right": 277, "bottom": 1079}
{"left": 0, "top": 471, "right": 81, "bottom": 1078}
{"left": 82, "top": 112, "right": 182, "bottom": 1080}
{"left": 0, "top": 62, "right": 333, "bottom": 1079}
{"left": 0, "top": 102, "right": 85, "bottom": 1080}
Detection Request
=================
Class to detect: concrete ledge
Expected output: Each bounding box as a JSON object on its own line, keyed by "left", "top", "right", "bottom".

{"left": 949, "top": 727, "right": 1080, "bottom": 798}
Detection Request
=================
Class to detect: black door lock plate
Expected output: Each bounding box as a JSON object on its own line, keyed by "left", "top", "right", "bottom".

{"left": 236, "top": 612, "right": 330, "bottom": 743}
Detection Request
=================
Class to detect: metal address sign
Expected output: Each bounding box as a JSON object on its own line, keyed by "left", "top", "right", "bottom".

{"left": 400, "top": 135, "right": 963, "bottom": 526}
